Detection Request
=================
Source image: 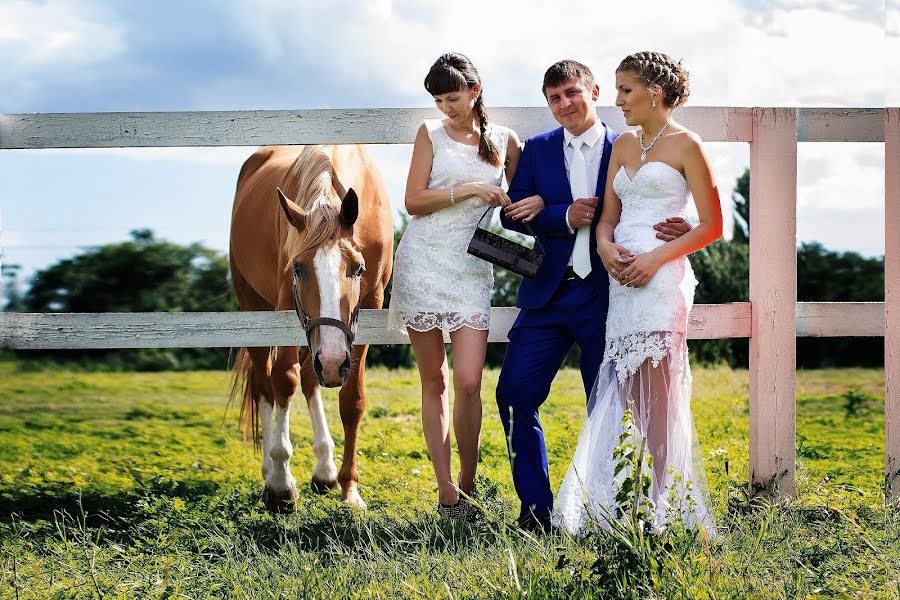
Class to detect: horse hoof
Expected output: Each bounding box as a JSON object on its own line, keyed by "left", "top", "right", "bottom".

{"left": 310, "top": 477, "right": 339, "bottom": 495}
{"left": 341, "top": 490, "right": 367, "bottom": 509}
{"left": 262, "top": 486, "right": 299, "bottom": 514}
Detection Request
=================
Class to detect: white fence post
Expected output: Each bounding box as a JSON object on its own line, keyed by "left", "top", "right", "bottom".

{"left": 749, "top": 108, "right": 798, "bottom": 498}
{"left": 886, "top": 107, "right": 900, "bottom": 503}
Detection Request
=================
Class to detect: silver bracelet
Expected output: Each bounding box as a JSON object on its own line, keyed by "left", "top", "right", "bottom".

{"left": 450, "top": 186, "right": 455, "bottom": 206}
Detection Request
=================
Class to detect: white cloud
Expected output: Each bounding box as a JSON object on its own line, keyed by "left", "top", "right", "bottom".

{"left": 796, "top": 143, "right": 884, "bottom": 255}
{"left": 888, "top": 1, "right": 900, "bottom": 105}
{"left": 728, "top": 7, "right": 884, "bottom": 106}
{"left": 0, "top": 0, "right": 124, "bottom": 68}
{"left": 232, "top": 0, "right": 741, "bottom": 107}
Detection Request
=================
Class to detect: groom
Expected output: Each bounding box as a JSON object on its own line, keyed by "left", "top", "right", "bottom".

{"left": 496, "top": 60, "right": 688, "bottom": 531}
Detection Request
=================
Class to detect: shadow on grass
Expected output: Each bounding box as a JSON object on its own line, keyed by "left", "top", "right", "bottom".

{"left": 1, "top": 476, "right": 535, "bottom": 559}
{"left": 0, "top": 475, "right": 226, "bottom": 525}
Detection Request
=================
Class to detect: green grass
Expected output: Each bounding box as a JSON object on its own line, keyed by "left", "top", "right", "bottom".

{"left": 0, "top": 361, "right": 897, "bottom": 598}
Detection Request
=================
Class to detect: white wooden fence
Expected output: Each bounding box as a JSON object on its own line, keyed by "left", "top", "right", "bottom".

{"left": 0, "top": 106, "right": 896, "bottom": 502}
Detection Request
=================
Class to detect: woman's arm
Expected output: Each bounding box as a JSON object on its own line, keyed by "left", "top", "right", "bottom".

{"left": 501, "top": 128, "right": 547, "bottom": 223}
{"left": 504, "top": 128, "right": 522, "bottom": 186}
{"left": 595, "top": 138, "right": 634, "bottom": 277}
{"left": 404, "top": 124, "right": 510, "bottom": 216}
{"left": 618, "top": 133, "right": 723, "bottom": 287}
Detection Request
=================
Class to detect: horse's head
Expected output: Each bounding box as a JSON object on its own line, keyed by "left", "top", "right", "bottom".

{"left": 277, "top": 186, "right": 365, "bottom": 388}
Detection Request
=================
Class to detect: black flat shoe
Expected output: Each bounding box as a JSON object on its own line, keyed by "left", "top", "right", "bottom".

{"left": 438, "top": 498, "right": 470, "bottom": 521}
{"left": 516, "top": 511, "right": 553, "bottom": 534}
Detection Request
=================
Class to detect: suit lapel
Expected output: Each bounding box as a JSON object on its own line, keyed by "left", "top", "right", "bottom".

{"left": 547, "top": 128, "right": 573, "bottom": 204}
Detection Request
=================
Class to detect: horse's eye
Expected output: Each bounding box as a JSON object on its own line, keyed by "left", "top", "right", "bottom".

{"left": 355, "top": 265, "right": 365, "bottom": 278}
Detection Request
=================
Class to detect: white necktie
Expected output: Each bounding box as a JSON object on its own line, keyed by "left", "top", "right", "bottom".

{"left": 569, "top": 138, "right": 592, "bottom": 278}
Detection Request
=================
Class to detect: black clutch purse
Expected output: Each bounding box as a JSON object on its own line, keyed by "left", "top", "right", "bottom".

{"left": 467, "top": 207, "right": 545, "bottom": 279}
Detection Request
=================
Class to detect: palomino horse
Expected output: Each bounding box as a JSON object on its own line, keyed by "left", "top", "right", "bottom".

{"left": 229, "top": 145, "right": 392, "bottom": 512}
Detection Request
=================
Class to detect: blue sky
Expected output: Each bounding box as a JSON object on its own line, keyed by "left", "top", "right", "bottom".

{"left": 2, "top": 0, "right": 897, "bottom": 302}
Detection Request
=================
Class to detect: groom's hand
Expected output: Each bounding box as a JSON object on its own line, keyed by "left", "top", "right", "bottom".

{"left": 653, "top": 217, "right": 691, "bottom": 241}
{"left": 567, "top": 197, "right": 598, "bottom": 228}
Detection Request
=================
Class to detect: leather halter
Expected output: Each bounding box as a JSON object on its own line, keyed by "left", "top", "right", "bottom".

{"left": 291, "top": 263, "right": 360, "bottom": 348}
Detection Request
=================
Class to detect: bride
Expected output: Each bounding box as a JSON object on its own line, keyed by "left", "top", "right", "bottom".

{"left": 553, "top": 52, "right": 722, "bottom": 535}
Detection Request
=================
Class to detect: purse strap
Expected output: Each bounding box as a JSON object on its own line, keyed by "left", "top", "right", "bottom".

{"left": 478, "top": 207, "right": 546, "bottom": 255}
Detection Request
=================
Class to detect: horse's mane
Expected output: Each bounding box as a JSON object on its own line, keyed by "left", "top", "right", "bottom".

{"left": 282, "top": 146, "right": 342, "bottom": 271}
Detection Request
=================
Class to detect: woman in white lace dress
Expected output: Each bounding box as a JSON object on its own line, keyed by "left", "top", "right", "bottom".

{"left": 388, "top": 54, "right": 539, "bottom": 518}
{"left": 554, "top": 52, "right": 722, "bottom": 535}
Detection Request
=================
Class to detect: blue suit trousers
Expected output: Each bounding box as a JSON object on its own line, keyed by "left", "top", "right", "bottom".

{"left": 495, "top": 276, "right": 608, "bottom": 518}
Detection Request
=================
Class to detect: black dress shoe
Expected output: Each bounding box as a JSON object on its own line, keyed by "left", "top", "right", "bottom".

{"left": 516, "top": 511, "right": 553, "bottom": 533}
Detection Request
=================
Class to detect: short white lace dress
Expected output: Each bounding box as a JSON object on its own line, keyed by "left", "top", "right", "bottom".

{"left": 553, "top": 161, "right": 715, "bottom": 536}
{"left": 387, "top": 119, "right": 509, "bottom": 334}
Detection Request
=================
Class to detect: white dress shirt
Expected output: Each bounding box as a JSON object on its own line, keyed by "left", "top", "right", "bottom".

{"left": 563, "top": 121, "right": 606, "bottom": 265}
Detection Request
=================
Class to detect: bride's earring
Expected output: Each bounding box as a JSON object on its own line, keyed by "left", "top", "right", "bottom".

{"left": 652, "top": 99, "right": 657, "bottom": 108}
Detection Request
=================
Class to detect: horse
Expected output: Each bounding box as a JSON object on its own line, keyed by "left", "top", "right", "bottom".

{"left": 229, "top": 145, "right": 393, "bottom": 512}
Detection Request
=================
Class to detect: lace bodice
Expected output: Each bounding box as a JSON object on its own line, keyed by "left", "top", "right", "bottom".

{"left": 612, "top": 161, "right": 691, "bottom": 255}
{"left": 427, "top": 120, "right": 508, "bottom": 191}
{"left": 387, "top": 119, "right": 510, "bottom": 333}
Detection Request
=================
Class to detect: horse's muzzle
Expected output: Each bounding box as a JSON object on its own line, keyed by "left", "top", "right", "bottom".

{"left": 313, "top": 350, "right": 351, "bottom": 388}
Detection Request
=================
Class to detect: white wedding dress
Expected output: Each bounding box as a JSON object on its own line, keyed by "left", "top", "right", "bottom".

{"left": 388, "top": 119, "right": 509, "bottom": 334}
{"left": 553, "top": 161, "right": 715, "bottom": 536}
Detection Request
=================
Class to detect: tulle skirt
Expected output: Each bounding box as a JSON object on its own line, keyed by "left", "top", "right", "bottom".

{"left": 553, "top": 331, "right": 715, "bottom": 537}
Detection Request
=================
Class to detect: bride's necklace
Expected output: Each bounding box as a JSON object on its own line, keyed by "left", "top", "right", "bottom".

{"left": 639, "top": 121, "right": 669, "bottom": 162}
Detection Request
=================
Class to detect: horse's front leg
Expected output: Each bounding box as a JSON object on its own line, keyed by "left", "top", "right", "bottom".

{"left": 337, "top": 343, "right": 368, "bottom": 508}
{"left": 262, "top": 345, "right": 301, "bottom": 513}
{"left": 299, "top": 350, "right": 339, "bottom": 493}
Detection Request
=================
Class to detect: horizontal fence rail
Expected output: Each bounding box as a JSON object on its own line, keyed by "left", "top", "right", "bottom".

{"left": 0, "top": 302, "right": 885, "bottom": 350}
{"left": 1, "top": 105, "right": 896, "bottom": 502}
{"left": 0, "top": 108, "right": 886, "bottom": 149}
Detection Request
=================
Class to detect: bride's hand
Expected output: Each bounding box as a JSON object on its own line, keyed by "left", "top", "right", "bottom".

{"left": 617, "top": 251, "right": 663, "bottom": 288}
{"left": 464, "top": 183, "right": 511, "bottom": 208}
{"left": 597, "top": 240, "right": 634, "bottom": 281}
{"left": 504, "top": 195, "right": 544, "bottom": 222}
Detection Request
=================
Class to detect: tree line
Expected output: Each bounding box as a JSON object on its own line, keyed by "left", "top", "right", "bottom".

{"left": 2, "top": 169, "right": 885, "bottom": 370}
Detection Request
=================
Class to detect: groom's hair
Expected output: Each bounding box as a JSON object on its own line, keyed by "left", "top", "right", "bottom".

{"left": 542, "top": 60, "right": 595, "bottom": 97}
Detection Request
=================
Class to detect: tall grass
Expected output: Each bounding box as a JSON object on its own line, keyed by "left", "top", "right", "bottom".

{"left": 0, "top": 362, "right": 897, "bottom": 598}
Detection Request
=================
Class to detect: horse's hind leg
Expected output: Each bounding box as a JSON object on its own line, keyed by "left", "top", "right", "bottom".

{"left": 299, "top": 351, "right": 339, "bottom": 493}
{"left": 246, "top": 348, "right": 275, "bottom": 481}
{"left": 243, "top": 346, "right": 294, "bottom": 513}
{"left": 262, "top": 345, "right": 302, "bottom": 513}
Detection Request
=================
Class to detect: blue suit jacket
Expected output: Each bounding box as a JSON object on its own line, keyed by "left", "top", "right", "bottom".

{"left": 500, "top": 124, "right": 618, "bottom": 309}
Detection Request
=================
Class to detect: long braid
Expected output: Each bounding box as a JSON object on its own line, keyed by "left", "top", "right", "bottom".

{"left": 474, "top": 96, "right": 502, "bottom": 167}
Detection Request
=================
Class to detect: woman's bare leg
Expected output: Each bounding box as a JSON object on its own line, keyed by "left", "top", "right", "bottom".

{"left": 448, "top": 326, "right": 488, "bottom": 496}
{"left": 408, "top": 328, "right": 457, "bottom": 505}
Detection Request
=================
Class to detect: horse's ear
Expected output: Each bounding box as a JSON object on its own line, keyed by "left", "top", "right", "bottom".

{"left": 277, "top": 187, "right": 308, "bottom": 229}
{"left": 339, "top": 188, "right": 359, "bottom": 229}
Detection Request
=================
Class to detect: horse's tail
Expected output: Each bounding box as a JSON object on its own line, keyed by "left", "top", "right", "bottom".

{"left": 228, "top": 347, "right": 271, "bottom": 451}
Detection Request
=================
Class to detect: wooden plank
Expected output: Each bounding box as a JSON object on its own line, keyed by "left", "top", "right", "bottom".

{"left": 887, "top": 107, "right": 900, "bottom": 503}
{"left": 796, "top": 108, "right": 885, "bottom": 142}
{"left": 0, "top": 303, "right": 752, "bottom": 350}
{"left": 3, "top": 302, "right": 889, "bottom": 350}
{"left": 796, "top": 302, "right": 884, "bottom": 337}
{"left": 2, "top": 107, "right": 884, "bottom": 149}
{"left": 0, "top": 107, "right": 755, "bottom": 149}
{"left": 749, "top": 107, "right": 798, "bottom": 498}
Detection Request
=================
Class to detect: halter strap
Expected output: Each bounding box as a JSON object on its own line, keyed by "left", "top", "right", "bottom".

{"left": 292, "top": 266, "right": 359, "bottom": 345}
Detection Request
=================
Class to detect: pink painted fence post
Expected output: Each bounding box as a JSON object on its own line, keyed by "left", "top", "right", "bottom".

{"left": 887, "top": 107, "right": 900, "bottom": 504}
{"left": 749, "top": 108, "right": 798, "bottom": 498}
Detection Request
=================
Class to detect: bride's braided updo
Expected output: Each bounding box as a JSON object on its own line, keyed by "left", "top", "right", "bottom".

{"left": 617, "top": 52, "right": 690, "bottom": 109}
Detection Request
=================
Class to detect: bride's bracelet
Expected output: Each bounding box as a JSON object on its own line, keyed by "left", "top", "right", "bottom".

{"left": 450, "top": 186, "right": 455, "bottom": 206}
